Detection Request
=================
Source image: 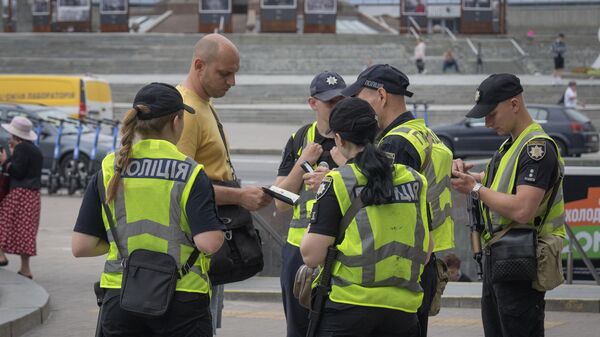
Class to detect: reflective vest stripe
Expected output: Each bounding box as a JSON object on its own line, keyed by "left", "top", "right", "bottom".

{"left": 332, "top": 274, "right": 422, "bottom": 293}
{"left": 379, "top": 119, "right": 454, "bottom": 250}
{"left": 287, "top": 122, "right": 317, "bottom": 246}
{"left": 332, "top": 164, "right": 426, "bottom": 293}
{"left": 484, "top": 130, "right": 546, "bottom": 226}
{"left": 482, "top": 123, "right": 566, "bottom": 239}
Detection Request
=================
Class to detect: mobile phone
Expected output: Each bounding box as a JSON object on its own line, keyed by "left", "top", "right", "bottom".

{"left": 300, "top": 161, "right": 314, "bottom": 173}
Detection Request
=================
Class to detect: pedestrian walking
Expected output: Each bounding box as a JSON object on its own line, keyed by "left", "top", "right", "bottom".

{"left": 0, "top": 116, "right": 43, "bottom": 279}
{"left": 274, "top": 71, "right": 345, "bottom": 337}
{"left": 72, "top": 82, "right": 225, "bottom": 337}
{"left": 414, "top": 38, "right": 426, "bottom": 74}
{"left": 451, "top": 73, "right": 566, "bottom": 337}
{"left": 563, "top": 81, "right": 583, "bottom": 108}
{"left": 551, "top": 33, "right": 567, "bottom": 84}
{"left": 300, "top": 97, "right": 432, "bottom": 337}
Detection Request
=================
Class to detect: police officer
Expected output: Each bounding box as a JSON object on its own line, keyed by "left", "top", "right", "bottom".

{"left": 274, "top": 71, "right": 345, "bottom": 337}
{"left": 72, "top": 83, "right": 225, "bottom": 337}
{"left": 300, "top": 97, "right": 433, "bottom": 337}
{"left": 342, "top": 64, "right": 454, "bottom": 336}
{"left": 451, "top": 74, "right": 566, "bottom": 337}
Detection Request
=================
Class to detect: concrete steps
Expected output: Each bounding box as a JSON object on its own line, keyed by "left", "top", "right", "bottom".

{"left": 0, "top": 33, "right": 524, "bottom": 75}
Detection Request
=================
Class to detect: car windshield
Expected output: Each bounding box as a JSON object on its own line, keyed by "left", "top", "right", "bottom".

{"left": 564, "top": 108, "right": 591, "bottom": 123}
{"left": 35, "top": 110, "right": 91, "bottom": 134}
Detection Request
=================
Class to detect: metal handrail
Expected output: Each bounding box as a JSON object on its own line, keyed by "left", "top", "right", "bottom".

{"left": 442, "top": 26, "right": 457, "bottom": 42}
{"left": 565, "top": 223, "right": 600, "bottom": 285}
{"left": 409, "top": 26, "right": 419, "bottom": 40}
{"left": 251, "top": 212, "right": 285, "bottom": 248}
{"left": 407, "top": 16, "right": 421, "bottom": 34}
{"left": 509, "top": 38, "right": 527, "bottom": 56}
{"left": 466, "top": 37, "right": 478, "bottom": 55}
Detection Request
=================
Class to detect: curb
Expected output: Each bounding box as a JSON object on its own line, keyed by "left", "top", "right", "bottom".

{"left": 0, "top": 272, "right": 51, "bottom": 337}
{"left": 230, "top": 148, "right": 282, "bottom": 156}
{"left": 224, "top": 290, "right": 600, "bottom": 313}
{"left": 0, "top": 297, "right": 51, "bottom": 337}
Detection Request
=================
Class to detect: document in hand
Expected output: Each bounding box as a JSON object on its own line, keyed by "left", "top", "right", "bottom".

{"left": 262, "top": 186, "right": 300, "bottom": 205}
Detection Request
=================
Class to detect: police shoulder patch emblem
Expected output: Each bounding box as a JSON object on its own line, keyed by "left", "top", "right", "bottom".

{"left": 526, "top": 140, "right": 546, "bottom": 161}
{"left": 316, "top": 176, "right": 333, "bottom": 201}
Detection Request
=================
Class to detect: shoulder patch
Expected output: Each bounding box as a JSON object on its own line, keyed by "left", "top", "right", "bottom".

{"left": 316, "top": 176, "right": 333, "bottom": 201}
{"left": 526, "top": 140, "right": 546, "bottom": 161}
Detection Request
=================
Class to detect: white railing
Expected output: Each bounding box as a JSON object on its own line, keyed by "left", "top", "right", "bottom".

{"left": 409, "top": 26, "right": 419, "bottom": 39}
{"left": 442, "top": 26, "right": 457, "bottom": 42}
{"left": 509, "top": 38, "right": 527, "bottom": 56}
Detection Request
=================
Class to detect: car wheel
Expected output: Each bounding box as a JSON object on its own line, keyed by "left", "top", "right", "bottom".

{"left": 59, "top": 153, "right": 89, "bottom": 191}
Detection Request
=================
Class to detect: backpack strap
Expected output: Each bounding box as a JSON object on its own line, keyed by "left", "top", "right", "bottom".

{"left": 292, "top": 123, "right": 313, "bottom": 161}
{"left": 96, "top": 171, "right": 200, "bottom": 278}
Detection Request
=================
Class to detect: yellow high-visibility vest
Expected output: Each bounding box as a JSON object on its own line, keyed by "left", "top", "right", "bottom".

{"left": 99, "top": 139, "right": 211, "bottom": 294}
{"left": 379, "top": 118, "right": 455, "bottom": 252}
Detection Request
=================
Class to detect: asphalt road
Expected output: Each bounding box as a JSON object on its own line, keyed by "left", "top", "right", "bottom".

{"left": 2, "top": 154, "right": 599, "bottom": 337}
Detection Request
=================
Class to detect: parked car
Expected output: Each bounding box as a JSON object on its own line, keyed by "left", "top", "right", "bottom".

{"left": 432, "top": 104, "right": 599, "bottom": 158}
{"left": 0, "top": 103, "right": 115, "bottom": 182}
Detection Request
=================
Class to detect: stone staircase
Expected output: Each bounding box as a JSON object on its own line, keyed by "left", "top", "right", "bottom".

{"left": 1, "top": 33, "right": 598, "bottom": 127}
{"left": 0, "top": 33, "right": 525, "bottom": 75}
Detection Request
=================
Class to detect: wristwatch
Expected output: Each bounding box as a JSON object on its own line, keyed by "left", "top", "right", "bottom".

{"left": 470, "top": 183, "right": 483, "bottom": 200}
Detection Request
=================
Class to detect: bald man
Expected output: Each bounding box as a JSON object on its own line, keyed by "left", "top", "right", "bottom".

{"left": 177, "top": 34, "right": 272, "bottom": 334}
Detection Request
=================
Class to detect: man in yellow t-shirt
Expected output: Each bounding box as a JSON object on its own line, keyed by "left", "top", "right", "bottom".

{"left": 177, "top": 33, "right": 272, "bottom": 334}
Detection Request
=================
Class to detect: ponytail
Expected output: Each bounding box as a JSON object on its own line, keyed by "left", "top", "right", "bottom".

{"left": 104, "top": 105, "right": 182, "bottom": 204}
{"left": 354, "top": 143, "right": 394, "bottom": 205}
{"left": 105, "top": 107, "right": 139, "bottom": 204}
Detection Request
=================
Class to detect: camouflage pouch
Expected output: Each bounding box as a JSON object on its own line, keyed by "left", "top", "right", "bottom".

{"left": 429, "top": 258, "right": 449, "bottom": 316}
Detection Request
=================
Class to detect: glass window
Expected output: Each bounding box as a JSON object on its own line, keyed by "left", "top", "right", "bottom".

{"left": 528, "top": 108, "right": 548, "bottom": 123}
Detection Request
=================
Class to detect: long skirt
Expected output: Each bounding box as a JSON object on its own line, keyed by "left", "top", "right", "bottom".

{"left": 0, "top": 188, "right": 41, "bottom": 256}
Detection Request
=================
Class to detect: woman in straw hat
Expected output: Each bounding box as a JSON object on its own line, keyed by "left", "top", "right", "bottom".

{"left": 0, "top": 116, "right": 43, "bottom": 279}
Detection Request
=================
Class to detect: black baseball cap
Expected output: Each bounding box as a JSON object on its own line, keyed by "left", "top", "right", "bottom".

{"left": 329, "top": 97, "right": 378, "bottom": 145}
{"left": 310, "top": 71, "right": 346, "bottom": 101}
{"left": 466, "top": 74, "right": 524, "bottom": 118}
{"left": 133, "top": 82, "right": 195, "bottom": 120}
{"left": 342, "top": 64, "right": 414, "bottom": 98}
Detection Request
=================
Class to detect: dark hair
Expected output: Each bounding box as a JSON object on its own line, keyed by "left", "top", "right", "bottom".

{"left": 443, "top": 253, "right": 462, "bottom": 269}
{"left": 329, "top": 97, "right": 394, "bottom": 205}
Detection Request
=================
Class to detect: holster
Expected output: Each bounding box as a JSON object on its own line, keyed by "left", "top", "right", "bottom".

{"left": 93, "top": 281, "right": 104, "bottom": 308}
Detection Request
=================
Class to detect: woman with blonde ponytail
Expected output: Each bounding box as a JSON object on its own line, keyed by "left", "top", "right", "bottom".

{"left": 71, "top": 83, "right": 225, "bottom": 337}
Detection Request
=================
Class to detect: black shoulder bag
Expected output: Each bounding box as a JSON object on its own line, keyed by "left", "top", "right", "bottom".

{"left": 97, "top": 173, "right": 200, "bottom": 317}
{"left": 208, "top": 106, "right": 264, "bottom": 285}
{"left": 306, "top": 195, "right": 364, "bottom": 337}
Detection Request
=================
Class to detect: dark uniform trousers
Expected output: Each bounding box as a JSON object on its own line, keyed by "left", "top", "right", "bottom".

{"left": 281, "top": 242, "right": 310, "bottom": 337}
{"left": 417, "top": 253, "right": 438, "bottom": 337}
{"left": 482, "top": 256, "right": 546, "bottom": 337}
{"left": 316, "top": 300, "right": 419, "bottom": 337}
{"left": 100, "top": 289, "right": 213, "bottom": 337}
